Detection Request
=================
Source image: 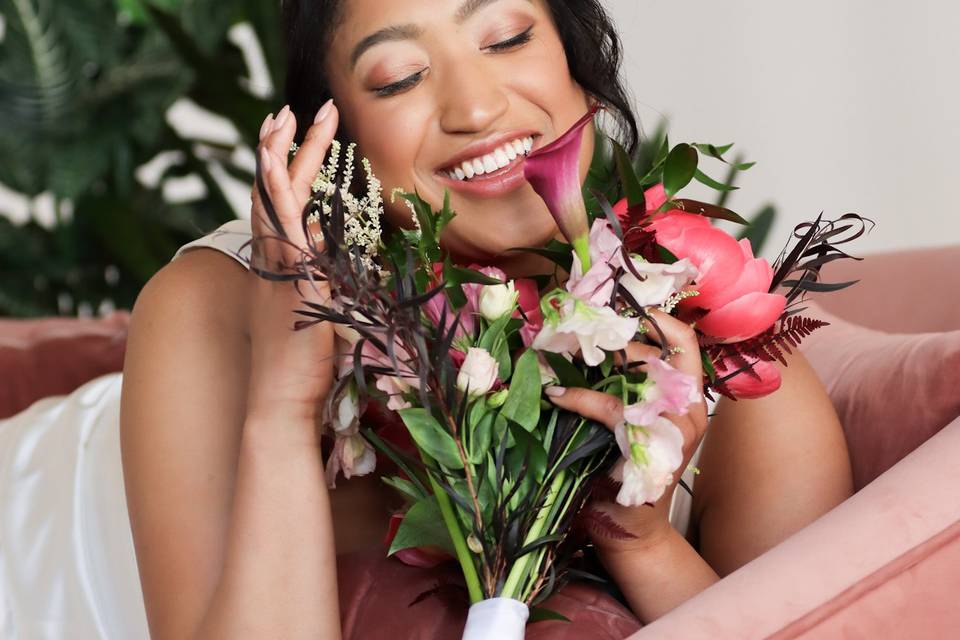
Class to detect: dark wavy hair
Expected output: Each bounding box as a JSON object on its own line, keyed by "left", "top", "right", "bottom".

{"left": 281, "top": 0, "right": 639, "bottom": 151}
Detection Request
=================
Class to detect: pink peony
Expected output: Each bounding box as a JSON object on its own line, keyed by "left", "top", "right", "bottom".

{"left": 713, "top": 355, "right": 782, "bottom": 399}
{"left": 647, "top": 210, "right": 786, "bottom": 343}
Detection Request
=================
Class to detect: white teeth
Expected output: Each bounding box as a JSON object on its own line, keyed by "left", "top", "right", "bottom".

{"left": 445, "top": 136, "right": 536, "bottom": 181}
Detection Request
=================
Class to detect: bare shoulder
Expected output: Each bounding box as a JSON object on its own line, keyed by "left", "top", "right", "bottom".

{"left": 120, "top": 248, "right": 252, "bottom": 639}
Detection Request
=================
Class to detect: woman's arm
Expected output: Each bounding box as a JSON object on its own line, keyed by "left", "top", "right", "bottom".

{"left": 121, "top": 251, "right": 340, "bottom": 640}
{"left": 122, "top": 103, "right": 344, "bottom": 639}
{"left": 597, "top": 524, "right": 719, "bottom": 623}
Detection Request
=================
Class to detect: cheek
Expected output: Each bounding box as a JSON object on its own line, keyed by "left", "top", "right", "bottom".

{"left": 340, "top": 97, "right": 432, "bottom": 197}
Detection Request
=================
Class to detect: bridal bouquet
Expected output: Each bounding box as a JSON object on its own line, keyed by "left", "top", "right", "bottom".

{"left": 256, "top": 106, "right": 867, "bottom": 639}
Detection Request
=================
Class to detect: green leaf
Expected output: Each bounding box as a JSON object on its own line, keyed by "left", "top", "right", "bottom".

{"left": 542, "top": 352, "right": 587, "bottom": 388}
{"left": 701, "top": 350, "right": 718, "bottom": 383}
{"left": 500, "top": 349, "right": 542, "bottom": 431}
{"left": 528, "top": 607, "right": 571, "bottom": 624}
{"left": 469, "top": 410, "right": 497, "bottom": 464}
{"left": 388, "top": 495, "right": 456, "bottom": 556}
{"left": 613, "top": 141, "right": 645, "bottom": 207}
{"left": 663, "top": 143, "right": 699, "bottom": 197}
{"left": 398, "top": 408, "right": 464, "bottom": 469}
{"left": 479, "top": 313, "right": 515, "bottom": 381}
{"left": 382, "top": 476, "right": 426, "bottom": 502}
{"left": 694, "top": 169, "right": 739, "bottom": 193}
{"left": 671, "top": 199, "right": 750, "bottom": 226}
{"left": 693, "top": 142, "right": 734, "bottom": 160}
{"left": 737, "top": 204, "right": 777, "bottom": 256}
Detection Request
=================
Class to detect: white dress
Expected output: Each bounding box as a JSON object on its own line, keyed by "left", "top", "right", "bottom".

{"left": 0, "top": 219, "right": 702, "bottom": 639}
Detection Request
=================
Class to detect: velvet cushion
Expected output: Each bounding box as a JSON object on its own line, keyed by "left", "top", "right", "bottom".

{"left": 336, "top": 549, "right": 641, "bottom": 639}
{"left": 799, "top": 301, "right": 960, "bottom": 489}
{"left": 0, "top": 313, "right": 129, "bottom": 419}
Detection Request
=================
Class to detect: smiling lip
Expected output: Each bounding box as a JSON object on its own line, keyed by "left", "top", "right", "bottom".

{"left": 434, "top": 130, "right": 541, "bottom": 199}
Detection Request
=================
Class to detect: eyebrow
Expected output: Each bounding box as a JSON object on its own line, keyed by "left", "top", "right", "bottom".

{"left": 350, "top": 0, "right": 518, "bottom": 69}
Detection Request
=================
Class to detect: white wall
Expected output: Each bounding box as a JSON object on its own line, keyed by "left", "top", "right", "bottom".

{"left": 608, "top": 0, "right": 960, "bottom": 256}
{"left": 5, "top": 3, "right": 958, "bottom": 256}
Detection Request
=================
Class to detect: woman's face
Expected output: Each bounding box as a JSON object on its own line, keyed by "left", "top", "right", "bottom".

{"left": 325, "top": 0, "right": 594, "bottom": 272}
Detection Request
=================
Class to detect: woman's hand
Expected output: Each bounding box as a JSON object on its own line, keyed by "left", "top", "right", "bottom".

{"left": 545, "top": 308, "right": 709, "bottom": 551}
{"left": 246, "top": 100, "right": 340, "bottom": 428}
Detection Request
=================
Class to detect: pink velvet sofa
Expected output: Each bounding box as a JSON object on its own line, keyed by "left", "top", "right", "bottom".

{"left": 1, "top": 245, "right": 957, "bottom": 638}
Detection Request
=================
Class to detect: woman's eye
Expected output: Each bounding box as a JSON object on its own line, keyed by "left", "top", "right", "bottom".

{"left": 373, "top": 69, "right": 426, "bottom": 97}
{"left": 484, "top": 26, "right": 534, "bottom": 52}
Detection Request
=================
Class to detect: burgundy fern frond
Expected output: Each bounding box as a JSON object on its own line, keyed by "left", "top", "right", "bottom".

{"left": 579, "top": 507, "right": 638, "bottom": 540}
{"left": 707, "top": 315, "right": 830, "bottom": 372}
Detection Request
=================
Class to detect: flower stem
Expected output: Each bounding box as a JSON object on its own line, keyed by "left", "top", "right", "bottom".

{"left": 571, "top": 235, "right": 592, "bottom": 273}
{"left": 500, "top": 469, "right": 568, "bottom": 601}
{"left": 426, "top": 472, "right": 485, "bottom": 604}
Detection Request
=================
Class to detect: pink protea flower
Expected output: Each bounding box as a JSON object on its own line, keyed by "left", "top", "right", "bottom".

{"left": 623, "top": 357, "right": 702, "bottom": 426}
{"left": 647, "top": 211, "right": 787, "bottom": 343}
{"left": 524, "top": 105, "right": 600, "bottom": 272}
{"left": 714, "top": 355, "right": 782, "bottom": 399}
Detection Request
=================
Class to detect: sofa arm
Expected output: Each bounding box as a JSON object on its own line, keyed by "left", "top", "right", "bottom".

{"left": 626, "top": 417, "right": 960, "bottom": 639}
{"left": 816, "top": 244, "right": 960, "bottom": 333}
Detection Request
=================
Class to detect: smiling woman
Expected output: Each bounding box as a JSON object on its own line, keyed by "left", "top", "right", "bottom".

{"left": 112, "top": 0, "right": 855, "bottom": 639}
{"left": 284, "top": 0, "right": 638, "bottom": 267}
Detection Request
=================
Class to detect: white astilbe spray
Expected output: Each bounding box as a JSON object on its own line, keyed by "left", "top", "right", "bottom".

{"left": 296, "top": 139, "right": 383, "bottom": 272}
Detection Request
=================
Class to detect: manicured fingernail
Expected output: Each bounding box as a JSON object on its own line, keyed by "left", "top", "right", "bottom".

{"left": 259, "top": 113, "right": 274, "bottom": 141}
{"left": 272, "top": 105, "right": 291, "bottom": 131}
{"left": 315, "top": 99, "right": 334, "bottom": 124}
{"left": 545, "top": 386, "right": 567, "bottom": 397}
{"left": 259, "top": 147, "right": 272, "bottom": 172}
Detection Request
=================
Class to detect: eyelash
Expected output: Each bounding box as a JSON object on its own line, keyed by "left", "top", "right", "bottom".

{"left": 373, "top": 26, "right": 534, "bottom": 98}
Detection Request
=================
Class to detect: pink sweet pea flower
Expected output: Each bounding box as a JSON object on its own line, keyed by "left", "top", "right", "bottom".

{"left": 524, "top": 105, "right": 600, "bottom": 271}
{"left": 648, "top": 211, "right": 786, "bottom": 343}
{"left": 623, "top": 357, "right": 702, "bottom": 426}
{"left": 532, "top": 293, "right": 639, "bottom": 366}
{"left": 564, "top": 219, "right": 621, "bottom": 306}
{"left": 713, "top": 355, "right": 782, "bottom": 399}
{"left": 611, "top": 415, "right": 685, "bottom": 506}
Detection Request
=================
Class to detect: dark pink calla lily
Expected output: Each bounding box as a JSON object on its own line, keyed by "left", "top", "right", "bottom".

{"left": 523, "top": 105, "right": 600, "bottom": 272}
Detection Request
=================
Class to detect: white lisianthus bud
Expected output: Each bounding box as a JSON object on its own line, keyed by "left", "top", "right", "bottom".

{"left": 478, "top": 281, "right": 518, "bottom": 321}
{"left": 456, "top": 347, "right": 499, "bottom": 396}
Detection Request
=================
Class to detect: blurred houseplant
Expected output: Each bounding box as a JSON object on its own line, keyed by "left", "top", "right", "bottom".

{"left": 0, "top": 0, "right": 776, "bottom": 317}
{"left": 0, "top": 0, "right": 283, "bottom": 316}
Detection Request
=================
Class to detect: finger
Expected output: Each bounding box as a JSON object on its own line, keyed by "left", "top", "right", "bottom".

{"left": 288, "top": 99, "right": 339, "bottom": 203}
{"left": 544, "top": 386, "right": 624, "bottom": 431}
{"left": 256, "top": 105, "right": 313, "bottom": 264}
{"left": 258, "top": 144, "right": 309, "bottom": 265}
{"left": 640, "top": 309, "right": 702, "bottom": 380}
{"left": 249, "top": 111, "right": 275, "bottom": 240}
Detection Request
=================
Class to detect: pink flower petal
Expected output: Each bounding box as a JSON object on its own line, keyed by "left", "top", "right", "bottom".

{"left": 523, "top": 106, "right": 599, "bottom": 247}
{"left": 695, "top": 291, "right": 787, "bottom": 343}
{"left": 714, "top": 356, "right": 782, "bottom": 399}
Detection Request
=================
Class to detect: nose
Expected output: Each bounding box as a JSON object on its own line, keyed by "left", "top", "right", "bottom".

{"left": 437, "top": 63, "right": 510, "bottom": 135}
